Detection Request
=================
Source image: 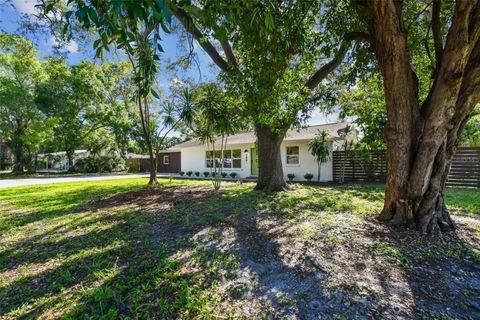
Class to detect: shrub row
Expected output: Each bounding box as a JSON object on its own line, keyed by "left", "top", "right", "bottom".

{"left": 179, "top": 171, "right": 238, "bottom": 179}
{"left": 287, "top": 173, "right": 315, "bottom": 182}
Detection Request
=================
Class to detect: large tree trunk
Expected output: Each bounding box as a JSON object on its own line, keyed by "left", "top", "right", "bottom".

{"left": 366, "top": 0, "right": 480, "bottom": 233}
{"left": 254, "top": 124, "right": 288, "bottom": 191}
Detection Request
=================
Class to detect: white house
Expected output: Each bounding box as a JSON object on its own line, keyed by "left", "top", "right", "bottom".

{"left": 171, "top": 123, "right": 356, "bottom": 181}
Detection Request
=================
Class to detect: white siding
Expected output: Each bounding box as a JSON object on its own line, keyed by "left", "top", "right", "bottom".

{"left": 181, "top": 144, "right": 253, "bottom": 178}
{"left": 281, "top": 140, "right": 333, "bottom": 182}
{"left": 180, "top": 140, "right": 335, "bottom": 181}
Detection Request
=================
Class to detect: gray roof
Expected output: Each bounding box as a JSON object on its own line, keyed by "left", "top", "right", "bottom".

{"left": 174, "top": 122, "right": 350, "bottom": 149}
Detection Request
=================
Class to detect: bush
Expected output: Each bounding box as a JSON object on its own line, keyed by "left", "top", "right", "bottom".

{"left": 287, "top": 173, "right": 295, "bottom": 181}
{"left": 194, "top": 171, "right": 200, "bottom": 177}
{"left": 75, "top": 155, "right": 124, "bottom": 173}
{"left": 203, "top": 171, "right": 210, "bottom": 177}
{"left": 211, "top": 172, "right": 217, "bottom": 177}
{"left": 229, "top": 172, "right": 238, "bottom": 179}
{"left": 179, "top": 171, "right": 185, "bottom": 176}
{"left": 186, "top": 170, "right": 193, "bottom": 177}
{"left": 221, "top": 172, "right": 227, "bottom": 178}
{"left": 304, "top": 173, "right": 314, "bottom": 181}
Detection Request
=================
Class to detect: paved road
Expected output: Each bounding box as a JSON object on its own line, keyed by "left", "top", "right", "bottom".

{"left": 0, "top": 173, "right": 149, "bottom": 189}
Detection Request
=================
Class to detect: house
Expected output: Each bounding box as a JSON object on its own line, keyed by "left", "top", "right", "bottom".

{"left": 37, "top": 149, "right": 89, "bottom": 172}
{"left": 169, "top": 123, "right": 356, "bottom": 181}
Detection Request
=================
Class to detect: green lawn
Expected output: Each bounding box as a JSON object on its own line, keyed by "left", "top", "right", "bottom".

{"left": 0, "top": 179, "right": 479, "bottom": 319}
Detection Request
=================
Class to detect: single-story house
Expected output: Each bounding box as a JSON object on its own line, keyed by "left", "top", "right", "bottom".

{"left": 167, "top": 122, "right": 356, "bottom": 181}
{"left": 37, "top": 149, "right": 89, "bottom": 172}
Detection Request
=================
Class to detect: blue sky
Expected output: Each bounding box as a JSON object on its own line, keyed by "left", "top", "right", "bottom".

{"left": 0, "top": 0, "right": 338, "bottom": 125}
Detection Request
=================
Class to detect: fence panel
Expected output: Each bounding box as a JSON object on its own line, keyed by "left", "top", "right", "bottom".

{"left": 332, "top": 147, "right": 480, "bottom": 188}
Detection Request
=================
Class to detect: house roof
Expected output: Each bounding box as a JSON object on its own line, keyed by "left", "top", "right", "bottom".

{"left": 173, "top": 122, "right": 350, "bottom": 149}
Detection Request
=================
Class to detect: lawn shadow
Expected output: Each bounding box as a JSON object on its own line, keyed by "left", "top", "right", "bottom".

{"left": 1, "top": 182, "right": 479, "bottom": 319}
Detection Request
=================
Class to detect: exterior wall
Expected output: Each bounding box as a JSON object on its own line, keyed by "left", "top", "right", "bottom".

{"left": 157, "top": 152, "right": 181, "bottom": 173}
{"left": 281, "top": 140, "right": 333, "bottom": 182}
{"left": 180, "top": 140, "right": 335, "bottom": 181}
{"left": 181, "top": 144, "right": 253, "bottom": 178}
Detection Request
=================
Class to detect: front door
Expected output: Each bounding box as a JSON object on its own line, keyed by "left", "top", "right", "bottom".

{"left": 250, "top": 148, "right": 259, "bottom": 176}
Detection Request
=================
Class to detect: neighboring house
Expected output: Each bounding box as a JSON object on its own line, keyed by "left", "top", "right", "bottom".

{"left": 37, "top": 149, "right": 89, "bottom": 171}
{"left": 168, "top": 123, "right": 356, "bottom": 181}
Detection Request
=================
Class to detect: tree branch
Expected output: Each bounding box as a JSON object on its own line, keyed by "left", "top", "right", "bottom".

{"left": 432, "top": 0, "right": 443, "bottom": 71}
{"left": 305, "top": 39, "right": 350, "bottom": 90}
{"left": 169, "top": 5, "right": 233, "bottom": 74}
{"left": 221, "top": 40, "right": 238, "bottom": 67}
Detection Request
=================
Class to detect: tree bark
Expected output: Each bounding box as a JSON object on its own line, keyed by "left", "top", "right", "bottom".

{"left": 365, "top": 0, "right": 480, "bottom": 233}
{"left": 11, "top": 136, "right": 24, "bottom": 175}
{"left": 66, "top": 150, "right": 75, "bottom": 173}
{"left": 254, "top": 124, "right": 288, "bottom": 191}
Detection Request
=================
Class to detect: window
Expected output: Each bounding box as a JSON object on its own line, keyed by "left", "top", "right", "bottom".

{"left": 206, "top": 149, "right": 241, "bottom": 169}
{"left": 286, "top": 146, "right": 299, "bottom": 164}
{"left": 163, "top": 155, "right": 170, "bottom": 165}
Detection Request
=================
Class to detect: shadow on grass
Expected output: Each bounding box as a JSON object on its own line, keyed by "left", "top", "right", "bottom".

{"left": 0, "top": 182, "right": 479, "bottom": 319}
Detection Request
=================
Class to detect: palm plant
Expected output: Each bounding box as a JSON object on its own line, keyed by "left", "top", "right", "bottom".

{"left": 308, "top": 130, "right": 331, "bottom": 182}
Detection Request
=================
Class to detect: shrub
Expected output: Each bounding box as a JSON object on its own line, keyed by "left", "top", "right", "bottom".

{"left": 229, "top": 172, "right": 237, "bottom": 179}
{"left": 221, "top": 172, "right": 227, "bottom": 178}
{"left": 194, "top": 171, "right": 200, "bottom": 177}
{"left": 304, "top": 173, "right": 314, "bottom": 181}
{"left": 186, "top": 170, "right": 193, "bottom": 177}
{"left": 179, "top": 171, "right": 185, "bottom": 176}
{"left": 211, "top": 172, "right": 217, "bottom": 177}
{"left": 287, "top": 173, "right": 295, "bottom": 181}
{"left": 75, "top": 155, "right": 124, "bottom": 173}
{"left": 203, "top": 171, "right": 210, "bottom": 177}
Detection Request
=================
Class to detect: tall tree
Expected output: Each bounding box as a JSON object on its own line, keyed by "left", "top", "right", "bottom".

{"left": 353, "top": 0, "right": 480, "bottom": 233}
{"left": 167, "top": 0, "right": 362, "bottom": 191}
{"left": 36, "top": 59, "right": 114, "bottom": 171}
{"left": 0, "top": 33, "right": 45, "bottom": 174}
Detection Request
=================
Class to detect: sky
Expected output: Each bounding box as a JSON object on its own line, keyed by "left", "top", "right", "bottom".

{"left": 0, "top": 0, "right": 339, "bottom": 126}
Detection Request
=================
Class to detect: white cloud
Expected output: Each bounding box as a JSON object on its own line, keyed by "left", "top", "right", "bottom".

{"left": 49, "top": 36, "right": 79, "bottom": 54}
{"left": 65, "top": 40, "right": 79, "bottom": 53}
{"left": 12, "top": 0, "right": 38, "bottom": 15}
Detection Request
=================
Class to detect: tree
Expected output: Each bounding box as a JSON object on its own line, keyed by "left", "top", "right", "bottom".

{"left": 36, "top": 59, "right": 114, "bottom": 172}
{"left": 352, "top": 0, "right": 480, "bottom": 233}
{"left": 43, "top": 0, "right": 171, "bottom": 184}
{"left": 167, "top": 0, "right": 362, "bottom": 191}
{"left": 338, "top": 75, "right": 387, "bottom": 150}
{"left": 192, "top": 84, "right": 240, "bottom": 191}
{"left": 308, "top": 130, "right": 331, "bottom": 182}
{"left": 0, "top": 33, "right": 46, "bottom": 174}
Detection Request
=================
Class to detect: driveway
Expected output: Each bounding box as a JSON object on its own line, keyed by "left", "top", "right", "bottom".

{"left": 0, "top": 173, "right": 149, "bottom": 189}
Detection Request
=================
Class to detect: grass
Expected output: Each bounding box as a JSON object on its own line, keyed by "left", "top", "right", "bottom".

{"left": 0, "top": 178, "right": 478, "bottom": 319}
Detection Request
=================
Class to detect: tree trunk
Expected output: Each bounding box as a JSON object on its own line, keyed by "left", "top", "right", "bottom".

{"left": 317, "top": 162, "right": 321, "bottom": 182}
{"left": 11, "top": 138, "right": 24, "bottom": 175}
{"left": 147, "top": 148, "right": 157, "bottom": 185}
{"left": 66, "top": 151, "right": 75, "bottom": 173}
{"left": 366, "top": 0, "right": 480, "bottom": 233}
{"left": 254, "top": 124, "right": 288, "bottom": 191}
{"left": 379, "top": 140, "right": 455, "bottom": 233}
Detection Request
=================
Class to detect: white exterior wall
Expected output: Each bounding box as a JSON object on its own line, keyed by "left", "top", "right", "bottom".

{"left": 281, "top": 140, "right": 333, "bottom": 182}
{"left": 180, "top": 139, "right": 335, "bottom": 181}
{"left": 180, "top": 143, "right": 253, "bottom": 178}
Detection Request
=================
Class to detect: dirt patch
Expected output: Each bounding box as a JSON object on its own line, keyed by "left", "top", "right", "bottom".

{"left": 84, "top": 185, "right": 478, "bottom": 319}
{"left": 6, "top": 184, "right": 478, "bottom": 319}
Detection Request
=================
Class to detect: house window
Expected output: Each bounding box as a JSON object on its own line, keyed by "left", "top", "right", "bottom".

{"left": 163, "top": 155, "right": 169, "bottom": 165}
{"left": 206, "top": 149, "right": 242, "bottom": 169}
{"left": 286, "top": 146, "right": 299, "bottom": 164}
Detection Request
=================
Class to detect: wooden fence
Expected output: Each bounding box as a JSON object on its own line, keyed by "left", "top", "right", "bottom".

{"left": 332, "top": 147, "right": 480, "bottom": 188}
